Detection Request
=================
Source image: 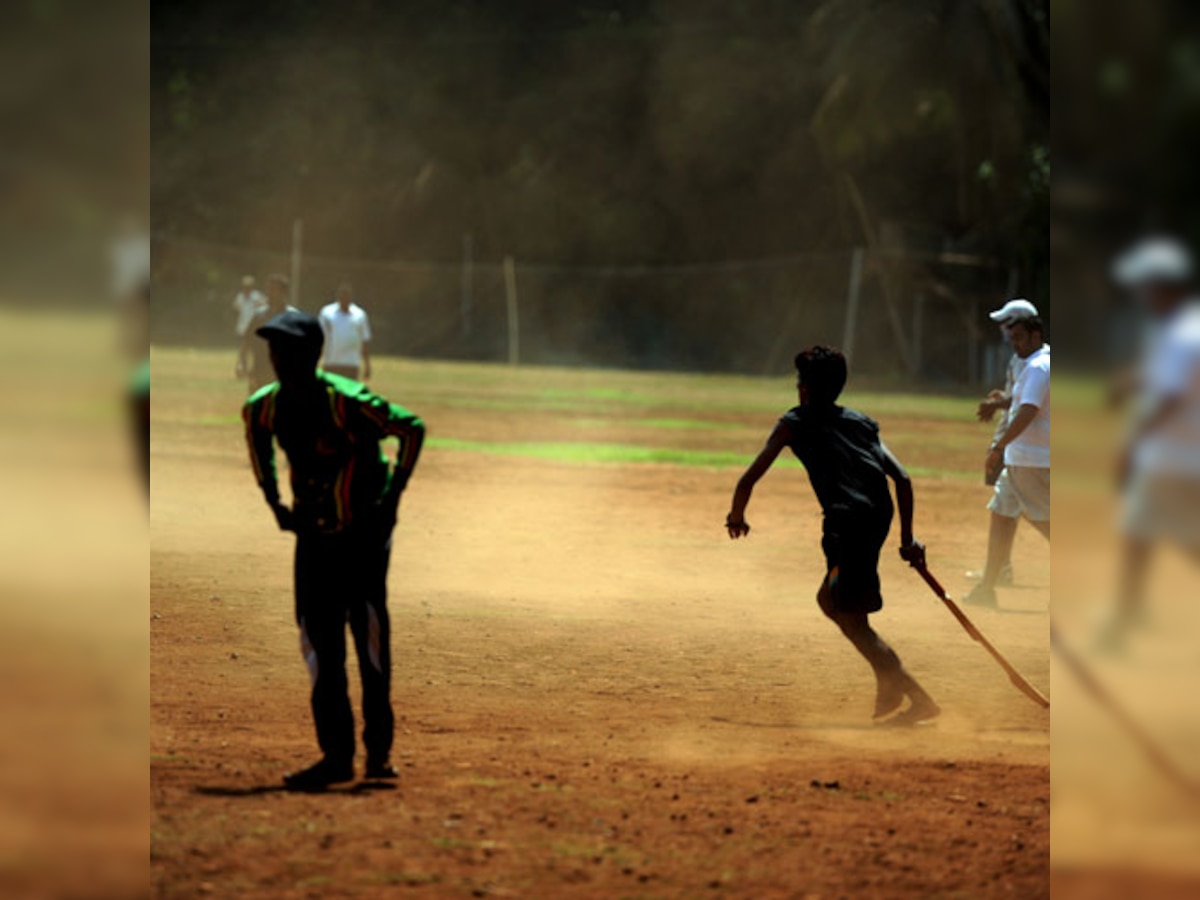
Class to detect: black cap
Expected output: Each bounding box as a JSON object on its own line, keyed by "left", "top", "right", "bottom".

{"left": 255, "top": 309, "right": 324, "bottom": 353}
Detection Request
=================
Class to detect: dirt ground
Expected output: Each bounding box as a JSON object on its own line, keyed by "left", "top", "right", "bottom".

{"left": 151, "top": 353, "right": 1049, "bottom": 898}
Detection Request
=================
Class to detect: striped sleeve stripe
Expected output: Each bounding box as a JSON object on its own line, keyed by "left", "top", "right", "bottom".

{"left": 243, "top": 401, "right": 266, "bottom": 484}
{"left": 360, "top": 401, "right": 390, "bottom": 429}
{"left": 397, "top": 425, "right": 424, "bottom": 470}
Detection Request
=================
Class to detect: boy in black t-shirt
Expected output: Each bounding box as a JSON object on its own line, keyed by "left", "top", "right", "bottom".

{"left": 726, "top": 346, "right": 939, "bottom": 725}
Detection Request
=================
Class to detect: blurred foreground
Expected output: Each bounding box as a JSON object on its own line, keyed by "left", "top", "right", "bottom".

{"left": 1053, "top": 382, "right": 1200, "bottom": 894}
{"left": 0, "top": 312, "right": 147, "bottom": 898}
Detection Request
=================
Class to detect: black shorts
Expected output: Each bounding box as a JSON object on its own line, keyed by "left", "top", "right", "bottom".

{"left": 821, "top": 515, "right": 891, "bottom": 614}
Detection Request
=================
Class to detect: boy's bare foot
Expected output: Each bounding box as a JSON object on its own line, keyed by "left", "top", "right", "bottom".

{"left": 873, "top": 678, "right": 905, "bottom": 719}
{"left": 897, "top": 694, "right": 941, "bottom": 725}
{"left": 879, "top": 694, "right": 941, "bottom": 727}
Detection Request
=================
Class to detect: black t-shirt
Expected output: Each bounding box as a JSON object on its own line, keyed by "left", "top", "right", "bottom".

{"left": 779, "top": 404, "right": 893, "bottom": 524}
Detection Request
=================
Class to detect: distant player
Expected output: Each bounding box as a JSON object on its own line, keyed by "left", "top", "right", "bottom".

{"left": 966, "top": 298, "right": 1044, "bottom": 592}
{"left": 232, "top": 275, "right": 267, "bottom": 337}
{"left": 963, "top": 313, "right": 1051, "bottom": 607}
{"left": 236, "top": 273, "right": 294, "bottom": 394}
{"left": 243, "top": 310, "right": 425, "bottom": 790}
{"left": 319, "top": 283, "right": 373, "bottom": 382}
{"left": 725, "top": 346, "right": 939, "bottom": 725}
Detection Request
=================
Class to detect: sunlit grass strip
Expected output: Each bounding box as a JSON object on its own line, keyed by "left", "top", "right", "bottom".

{"left": 427, "top": 436, "right": 973, "bottom": 480}
{"left": 429, "top": 436, "right": 764, "bottom": 467}
{"left": 150, "top": 347, "right": 985, "bottom": 420}
{"left": 401, "top": 388, "right": 977, "bottom": 420}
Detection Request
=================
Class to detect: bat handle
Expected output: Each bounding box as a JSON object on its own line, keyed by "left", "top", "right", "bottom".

{"left": 914, "top": 564, "right": 946, "bottom": 598}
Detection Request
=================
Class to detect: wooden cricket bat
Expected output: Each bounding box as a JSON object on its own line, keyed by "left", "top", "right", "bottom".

{"left": 914, "top": 564, "right": 1050, "bottom": 709}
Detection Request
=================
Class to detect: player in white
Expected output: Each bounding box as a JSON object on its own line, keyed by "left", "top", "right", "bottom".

{"left": 1100, "top": 238, "right": 1200, "bottom": 648}
{"left": 964, "top": 307, "right": 1051, "bottom": 607}
{"left": 970, "top": 298, "right": 1043, "bottom": 588}
{"left": 319, "top": 283, "right": 373, "bottom": 382}
{"left": 233, "top": 275, "right": 267, "bottom": 337}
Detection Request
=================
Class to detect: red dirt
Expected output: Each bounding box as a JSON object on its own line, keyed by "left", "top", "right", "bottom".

{"left": 152, "top": 386, "right": 1049, "bottom": 898}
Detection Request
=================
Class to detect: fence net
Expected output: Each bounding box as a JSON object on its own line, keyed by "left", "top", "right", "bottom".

{"left": 151, "top": 235, "right": 1015, "bottom": 384}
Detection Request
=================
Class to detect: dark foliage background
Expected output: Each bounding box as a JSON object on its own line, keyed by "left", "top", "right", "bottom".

{"left": 152, "top": 0, "right": 1049, "bottom": 378}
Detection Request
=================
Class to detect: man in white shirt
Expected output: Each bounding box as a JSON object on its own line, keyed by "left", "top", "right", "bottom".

{"left": 319, "top": 283, "right": 373, "bottom": 382}
{"left": 237, "top": 273, "right": 296, "bottom": 394}
{"left": 233, "top": 275, "right": 268, "bottom": 337}
{"left": 964, "top": 314, "right": 1050, "bottom": 607}
{"left": 1103, "top": 238, "right": 1200, "bottom": 647}
{"left": 972, "top": 298, "right": 1043, "bottom": 587}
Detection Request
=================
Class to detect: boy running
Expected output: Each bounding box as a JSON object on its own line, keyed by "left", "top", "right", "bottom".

{"left": 726, "top": 346, "right": 939, "bottom": 725}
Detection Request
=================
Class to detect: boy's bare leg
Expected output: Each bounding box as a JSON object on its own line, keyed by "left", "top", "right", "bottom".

{"left": 818, "top": 582, "right": 939, "bottom": 721}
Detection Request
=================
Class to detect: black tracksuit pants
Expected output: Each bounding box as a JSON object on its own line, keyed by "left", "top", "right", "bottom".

{"left": 293, "top": 520, "right": 394, "bottom": 766}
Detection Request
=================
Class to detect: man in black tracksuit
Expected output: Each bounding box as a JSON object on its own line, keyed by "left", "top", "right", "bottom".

{"left": 243, "top": 310, "right": 425, "bottom": 790}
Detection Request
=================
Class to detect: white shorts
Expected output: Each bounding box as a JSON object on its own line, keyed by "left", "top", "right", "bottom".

{"left": 988, "top": 466, "right": 1050, "bottom": 522}
{"left": 1121, "top": 468, "right": 1200, "bottom": 547}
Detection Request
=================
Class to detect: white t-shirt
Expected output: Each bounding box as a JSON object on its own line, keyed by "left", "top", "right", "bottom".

{"left": 996, "top": 342, "right": 1050, "bottom": 435}
{"left": 1134, "top": 302, "right": 1200, "bottom": 476}
{"left": 233, "top": 290, "right": 267, "bottom": 336}
{"left": 1005, "top": 344, "right": 1050, "bottom": 468}
{"left": 319, "top": 302, "right": 373, "bottom": 367}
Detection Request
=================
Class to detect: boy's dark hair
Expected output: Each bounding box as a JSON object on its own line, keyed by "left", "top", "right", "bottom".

{"left": 1010, "top": 316, "right": 1044, "bottom": 336}
{"left": 795, "top": 346, "right": 848, "bottom": 405}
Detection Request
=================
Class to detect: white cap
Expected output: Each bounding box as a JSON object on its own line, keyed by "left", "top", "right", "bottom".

{"left": 1112, "top": 237, "right": 1193, "bottom": 287}
{"left": 989, "top": 298, "right": 1039, "bottom": 325}
{"left": 242, "top": 275, "right": 256, "bottom": 288}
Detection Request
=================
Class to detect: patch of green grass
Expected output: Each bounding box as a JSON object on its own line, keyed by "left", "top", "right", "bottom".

{"left": 150, "top": 348, "right": 982, "bottom": 481}
{"left": 427, "top": 436, "right": 974, "bottom": 480}
{"left": 571, "top": 416, "right": 746, "bottom": 432}
{"left": 402, "top": 387, "right": 975, "bottom": 421}
{"left": 427, "top": 436, "right": 790, "bottom": 469}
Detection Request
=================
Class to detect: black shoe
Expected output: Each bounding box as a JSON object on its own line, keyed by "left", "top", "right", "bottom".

{"left": 283, "top": 758, "right": 354, "bottom": 791}
{"left": 364, "top": 759, "right": 399, "bottom": 779}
